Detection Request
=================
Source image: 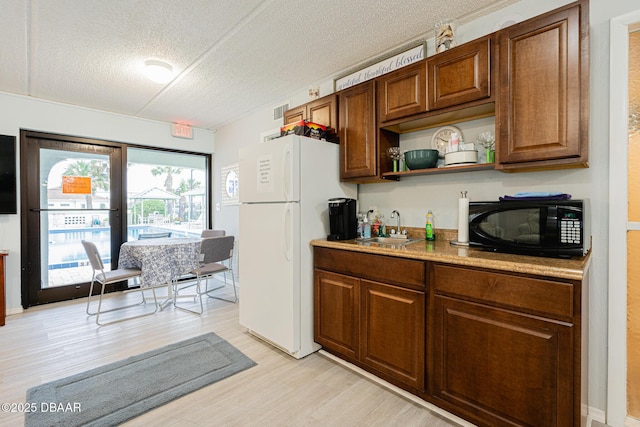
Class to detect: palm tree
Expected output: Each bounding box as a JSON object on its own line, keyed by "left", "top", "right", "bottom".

{"left": 63, "top": 160, "right": 109, "bottom": 209}
{"left": 151, "top": 166, "right": 182, "bottom": 193}
{"left": 151, "top": 166, "right": 182, "bottom": 216}
{"left": 175, "top": 178, "right": 202, "bottom": 220}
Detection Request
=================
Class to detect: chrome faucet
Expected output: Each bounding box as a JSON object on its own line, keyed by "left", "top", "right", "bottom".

{"left": 390, "top": 210, "right": 401, "bottom": 235}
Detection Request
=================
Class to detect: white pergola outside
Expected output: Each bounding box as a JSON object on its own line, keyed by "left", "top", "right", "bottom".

{"left": 129, "top": 187, "right": 180, "bottom": 224}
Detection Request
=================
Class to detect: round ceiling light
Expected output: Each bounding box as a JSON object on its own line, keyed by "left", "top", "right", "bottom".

{"left": 144, "top": 59, "right": 173, "bottom": 83}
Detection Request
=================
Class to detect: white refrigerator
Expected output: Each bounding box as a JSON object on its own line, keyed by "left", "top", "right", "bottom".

{"left": 238, "top": 134, "right": 357, "bottom": 359}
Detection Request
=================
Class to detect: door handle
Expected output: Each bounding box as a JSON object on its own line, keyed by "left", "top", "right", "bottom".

{"left": 283, "top": 204, "right": 292, "bottom": 262}
{"left": 30, "top": 208, "right": 119, "bottom": 212}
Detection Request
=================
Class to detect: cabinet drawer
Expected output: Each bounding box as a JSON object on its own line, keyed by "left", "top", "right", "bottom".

{"left": 432, "top": 264, "right": 573, "bottom": 320}
{"left": 314, "top": 247, "right": 425, "bottom": 290}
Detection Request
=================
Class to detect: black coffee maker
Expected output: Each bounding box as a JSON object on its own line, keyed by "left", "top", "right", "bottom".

{"left": 327, "top": 198, "right": 357, "bottom": 241}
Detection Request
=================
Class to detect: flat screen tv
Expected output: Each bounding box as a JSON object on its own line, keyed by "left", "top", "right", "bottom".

{"left": 0, "top": 135, "right": 17, "bottom": 214}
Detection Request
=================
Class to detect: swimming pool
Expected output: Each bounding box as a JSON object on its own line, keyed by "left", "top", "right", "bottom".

{"left": 47, "top": 226, "right": 201, "bottom": 270}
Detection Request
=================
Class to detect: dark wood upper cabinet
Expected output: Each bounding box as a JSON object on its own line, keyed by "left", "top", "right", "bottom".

{"left": 339, "top": 81, "right": 378, "bottom": 180}
{"left": 336, "top": 0, "right": 588, "bottom": 182}
{"left": 283, "top": 94, "right": 338, "bottom": 130}
{"left": 308, "top": 94, "right": 338, "bottom": 129}
{"left": 428, "top": 35, "right": 492, "bottom": 111}
{"left": 283, "top": 105, "right": 305, "bottom": 125}
{"left": 377, "top": 61, "right": 428, "bottom": 123}
{"left": 496, "top": 0, "right": 588, "bottom": 170}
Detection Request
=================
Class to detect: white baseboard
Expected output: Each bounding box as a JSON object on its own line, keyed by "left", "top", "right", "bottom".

{"left": 318, "top": 350, "right": 475, "bottom": 427}
{"left": 320, "top": 350, "right": 619, "bottom": 427}
{"left": 6, "top": 307, "right": 24, "bottom": 316}
{"left": 587, "top": 406, "right": 606, "bottom": 426}
{"left": 584, "top": 405, "right": 640, "bottom": 427}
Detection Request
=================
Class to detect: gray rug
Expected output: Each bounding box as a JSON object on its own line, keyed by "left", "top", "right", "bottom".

{"left": 25, "top": 332, "right": 256, "bottom": 427}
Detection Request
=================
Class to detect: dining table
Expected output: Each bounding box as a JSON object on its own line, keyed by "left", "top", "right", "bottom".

{"left": 118, "top": 237, "right": 202, "bottom": 307}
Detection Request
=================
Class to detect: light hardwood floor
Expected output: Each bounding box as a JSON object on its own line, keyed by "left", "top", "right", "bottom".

{"left": 0, "top": 286, "right": 467, "bottom": 426}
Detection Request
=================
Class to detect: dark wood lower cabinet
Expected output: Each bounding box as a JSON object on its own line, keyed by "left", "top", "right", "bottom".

{"left": 314, "top": 270, "right": 359, "bottom": 359}
{"left": 313, "top": 247, "right": 584, "bottom": 427}
{"left": 432, "top": 295, "right": 574, "bottom": 427}
{"left": 314, "top": 268, "right": 426, "bottom": 391}
{"left": 361, "top": 280, "right": 425, "bottom": 390}
{"left": 314, "top": 247, "right": 426, "bottom": 392}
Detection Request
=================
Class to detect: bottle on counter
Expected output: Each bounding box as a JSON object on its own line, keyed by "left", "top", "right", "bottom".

{"left": 363, "top": 216, "right": 371, "bottom": 238}
{"left": 425, "top": 210, "right": 435, "bottom": 241}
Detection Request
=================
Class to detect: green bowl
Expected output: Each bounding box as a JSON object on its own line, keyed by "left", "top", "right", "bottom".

{"left": 404, "top": 149, "right": 439, "bottom": 170}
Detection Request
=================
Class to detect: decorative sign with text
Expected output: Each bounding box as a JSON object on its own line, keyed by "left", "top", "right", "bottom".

{"left": 335, "top": 44, "right": 425, "bottom": 91}
{"left": 62, "top": 176, "right": 92, "bottom": 194}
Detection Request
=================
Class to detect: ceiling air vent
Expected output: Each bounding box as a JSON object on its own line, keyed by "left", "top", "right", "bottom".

{"left": 273, "top": 103, "right": 289, "bottom": 121}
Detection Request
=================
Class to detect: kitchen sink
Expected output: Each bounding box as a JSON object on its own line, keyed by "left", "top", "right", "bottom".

{"left": 357, "top": 237, "right": 423, "bottom": 247}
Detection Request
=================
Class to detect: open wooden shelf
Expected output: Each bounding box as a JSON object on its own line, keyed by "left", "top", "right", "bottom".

{"left": 382, "top": 163, "right": 495, "bottom": 179}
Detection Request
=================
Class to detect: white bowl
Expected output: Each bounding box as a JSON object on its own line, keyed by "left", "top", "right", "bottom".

{"left": 444, "top": 150, "right": 478, "bottom": 166}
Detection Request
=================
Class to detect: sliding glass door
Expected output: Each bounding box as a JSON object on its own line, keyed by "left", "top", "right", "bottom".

{"left": 21, "top": 132, "right": 124, "bottom": 306}
{"left": 21, "top": 132, "right": 212, "bottom": 308}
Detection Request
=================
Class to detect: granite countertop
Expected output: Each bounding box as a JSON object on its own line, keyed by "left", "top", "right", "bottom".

{"left": 311, "top": 235, "right": 590, "bottom": 281}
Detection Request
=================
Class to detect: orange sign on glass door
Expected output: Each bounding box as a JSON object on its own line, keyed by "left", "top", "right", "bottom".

{"left": 62, "top": 176, "right": 92, "bottom": 194}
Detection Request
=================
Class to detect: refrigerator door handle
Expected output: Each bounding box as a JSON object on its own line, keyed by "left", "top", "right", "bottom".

{"left": 283, "top": 204, "right": 292, "bottom": 261}
{"left": 283, "top": 144, "right": 292, "bottom": 201}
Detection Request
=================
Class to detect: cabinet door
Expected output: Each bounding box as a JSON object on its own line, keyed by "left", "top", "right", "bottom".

{"left": 428, "top": 36, "right": 491, "bottom": 111}
{"left": 377, "top": 61, "right": 427, "bottom": 122}
{"left": 283, "top": 105, "right": 305, "bottom": 125}
{"left": 314, "top": 269, "right": 359, "bottom": 359}
{"left": 339, "top": 81, "right": 377, "bottom": 180}
{"left": 308, "top": 94, "right": 338, "bottom": 130}
{"left": 497, "top": 3, "right": 586, "bottom": 168}
{"left": 432, "top": 296, "right": 574, "bottom": 427}
{"left": 360, "top": 279, "right": 425, "bottom": 390}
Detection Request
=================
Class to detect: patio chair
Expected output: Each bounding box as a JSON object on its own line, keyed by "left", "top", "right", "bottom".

{"left": 173, "top": 235, "right": 237, "bottom": 314}
{"left": 81, "top": 240, "right": 158, "bottom": 325}
{"left": 201, "top": 229, "right": 225, "bottom": 238}
{"left": 138, "top": 231, "right": 172, "bottom": 239}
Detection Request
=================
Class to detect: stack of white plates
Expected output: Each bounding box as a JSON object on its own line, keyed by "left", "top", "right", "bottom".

{"left": 444, "top": 150, "right": 478, "bottom": 166}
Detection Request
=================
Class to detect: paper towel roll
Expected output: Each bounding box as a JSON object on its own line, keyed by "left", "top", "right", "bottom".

{"left": 458, "top": 192, "right": 469, "bottom": 243}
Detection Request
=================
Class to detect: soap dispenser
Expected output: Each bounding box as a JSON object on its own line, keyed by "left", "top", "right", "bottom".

{"left": 425, "top": 210, "right": 435, "bottom": 241}
{"left": 363, "top": 216, "right": 371, "bottom": 238}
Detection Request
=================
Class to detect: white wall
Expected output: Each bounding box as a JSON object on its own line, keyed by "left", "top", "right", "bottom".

{"left": 211, "top": 0, "right": 640, "bottom": 417}
{"left": 0, "top": 92, "right": 215, "bottom": 314}
{"left": 211, "top": 107, "right": 285, "bottom": 238}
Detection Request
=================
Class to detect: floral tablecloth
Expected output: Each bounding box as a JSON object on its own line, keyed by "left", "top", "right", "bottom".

{"left": 118, "top": 237, "right": 201, "bottom": 288}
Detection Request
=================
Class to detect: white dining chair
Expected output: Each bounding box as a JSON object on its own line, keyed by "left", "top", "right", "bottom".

{"left": 82, "top": 240, "right": 158, "bottom": 325}
{"left": 173, "top": 235, "right": 237, "bottom": 314}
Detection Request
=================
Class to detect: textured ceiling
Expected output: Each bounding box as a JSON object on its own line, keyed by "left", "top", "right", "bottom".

{"left": 0, "top": 0, "right": 518, "bottom": 130}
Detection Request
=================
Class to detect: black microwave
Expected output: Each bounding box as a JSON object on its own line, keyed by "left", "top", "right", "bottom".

{"left": 468, "top": 199, "right": 590, "bottom": 258}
